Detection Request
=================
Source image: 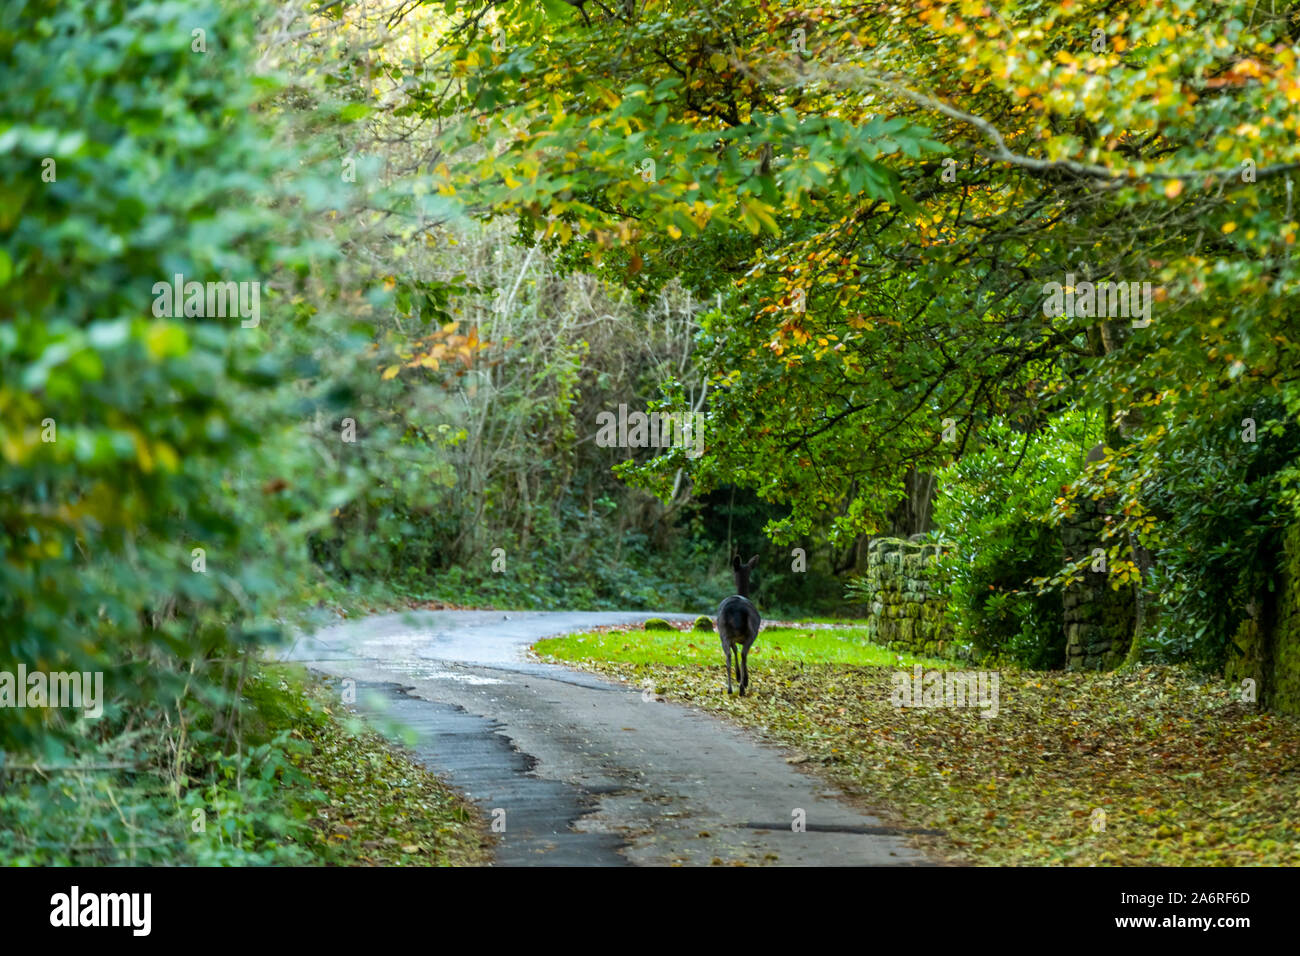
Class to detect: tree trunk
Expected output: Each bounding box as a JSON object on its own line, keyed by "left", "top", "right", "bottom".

{"left": 1095, "top": 318, "right": 1152, "bottom": 665}
{"left": 888, "top": 469, "right": 937, "bottom": 538}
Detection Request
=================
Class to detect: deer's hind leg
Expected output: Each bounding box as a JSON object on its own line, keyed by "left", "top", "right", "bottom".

{"left": 739, "top": 643, "right": 751, "bottom": 696}
{"left": 721, "top": 638, "right": 733, "bottom": 694}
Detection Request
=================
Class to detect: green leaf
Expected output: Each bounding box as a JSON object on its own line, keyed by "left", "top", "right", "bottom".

{"left": 539, "top": 0, "right": 571, "bottom": 20}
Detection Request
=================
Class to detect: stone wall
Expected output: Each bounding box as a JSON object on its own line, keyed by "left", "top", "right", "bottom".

{"left": 1225, "top": 521, "right": 1300, "bottom": 715}
{"left": 1061, "top": 497, "right": 1135, "bottom": 670}
{"left": 863, "top": 537, "right": 963, "bottom": 658}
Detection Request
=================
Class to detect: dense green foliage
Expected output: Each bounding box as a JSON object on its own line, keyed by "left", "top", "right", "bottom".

{"left": 3, "top": 0, "right": 311, "bottom": 752}
{"left": 0, "top": 0, "right": 376, "bottom": 861}
{"left": 263, "top": 3, "right": 864, "bottom": 616}
{"left": 1140, "top": 406, "right": 1300, "bottom": 668}
{"left": 929, "top": 417, "right": 1101, "bottom": 668}
{"left": 439, "top": 0, "right": 1300, "bottom": 671}
{"left": 0, "top": 664, "right": 487, "bottom": 865}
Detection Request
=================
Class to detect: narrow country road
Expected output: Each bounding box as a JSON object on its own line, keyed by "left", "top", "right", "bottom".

{"left": 280, "top": 610, "right": 932, "bottom": 866}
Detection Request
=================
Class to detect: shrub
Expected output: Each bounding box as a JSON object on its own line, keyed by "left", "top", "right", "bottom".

{"left": 932, "top": 415, "right": 1099, "bottom": 668}
{"left": 1139, "top": 403, "right": 1300, "bottom": 668}
{"left": 0, "top": 0, "right": 355, "bottom": 861}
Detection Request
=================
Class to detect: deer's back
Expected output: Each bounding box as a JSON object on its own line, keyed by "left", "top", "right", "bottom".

{"left": 717, "top": 595, "right": 760, "bottom": 644}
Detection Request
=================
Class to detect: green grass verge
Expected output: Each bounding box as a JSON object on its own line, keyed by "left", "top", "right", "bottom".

{"left": 535, "top": 627, "right": 1300, "bottom": 866}
{"left": 0, "top": 664, "right": 492, "bottom": 866}
{"left": 535, "top": 625, "right": 954, "bottom": 669}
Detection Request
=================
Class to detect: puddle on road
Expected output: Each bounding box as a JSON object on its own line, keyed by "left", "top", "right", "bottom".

{"left": 376, "top": 658, "right": 505, "bottom": 685}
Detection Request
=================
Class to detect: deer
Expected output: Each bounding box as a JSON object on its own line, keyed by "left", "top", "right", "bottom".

{"left": 717, "top": 554, "right": 760, "bottom": 696}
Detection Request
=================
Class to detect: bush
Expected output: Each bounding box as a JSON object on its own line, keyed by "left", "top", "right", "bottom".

{"left": 643, "top": 618, "right": 675, "bottom": 631}
{"left": 932, "top": 415, "right": 1100, "bottom": 668}
{"left": 693, "top": 615, "right": 715, "bottom": 631}
{"left": 1139, "top": 403, "right": 1300, "bottom": 668}
{"left": 0, "top": 0, "right": 356, "bottom": 861}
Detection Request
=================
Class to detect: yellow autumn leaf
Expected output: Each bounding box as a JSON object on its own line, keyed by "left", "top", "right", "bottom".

{"left": 145, "top": 321, "right": 188, "bottom": 360}
{"left": 155, "top": 442, "right": 180, "bottom": 473}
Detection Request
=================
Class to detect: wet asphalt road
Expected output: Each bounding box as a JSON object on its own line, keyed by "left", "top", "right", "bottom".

{"left": 279, "top": 610, "right": 931, "bottom": 866}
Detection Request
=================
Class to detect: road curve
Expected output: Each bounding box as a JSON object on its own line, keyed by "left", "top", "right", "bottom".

{"left": 280, "top": 609, "right": 932, "bottom": 866}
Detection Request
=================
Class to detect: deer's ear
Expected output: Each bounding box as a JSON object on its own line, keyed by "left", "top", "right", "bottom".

{"left": 746, "top": 555, "right": 759, "bottom": 569}
{"left": 731, "top": 555, "right": 741, "bottom": 571}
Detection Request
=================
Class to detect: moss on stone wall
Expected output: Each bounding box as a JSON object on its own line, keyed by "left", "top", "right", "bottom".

{"left": 864, "top": 538, "right": 966, "bottom": 659}
{"left": 1061, "top": 498, "right": 1134, "bottom": 671}
{"left": 1225, "top": 521, "right": 1300, "bottom": 715}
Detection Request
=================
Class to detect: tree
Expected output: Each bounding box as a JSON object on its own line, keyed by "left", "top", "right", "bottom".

{"left": 435, "top": 0, "right": 1300, "bottom": 659}
{"left": 0, "top": 0, "right": 354, "bottom": 747}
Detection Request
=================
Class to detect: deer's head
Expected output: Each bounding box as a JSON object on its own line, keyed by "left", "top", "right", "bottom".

{"left": 731, "top": 554, "right": 758, "bottom": 597}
